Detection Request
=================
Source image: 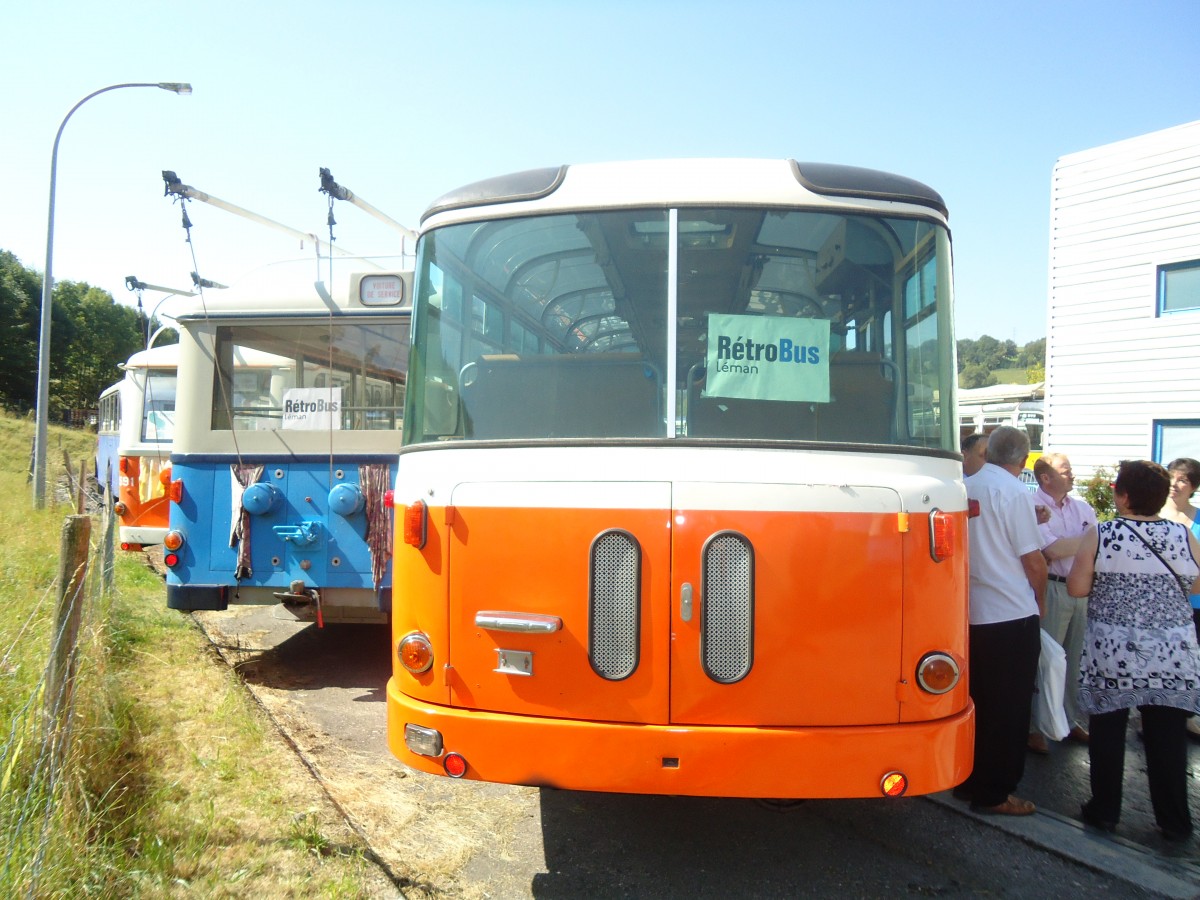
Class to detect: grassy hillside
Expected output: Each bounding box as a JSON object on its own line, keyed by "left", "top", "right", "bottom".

{"left": 0, "top": 414, "right": 394, "bottom": 897}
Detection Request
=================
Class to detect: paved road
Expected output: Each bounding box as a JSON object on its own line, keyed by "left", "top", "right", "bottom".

{"left": 189, "top": 606, "right": 1200, "bottom": 898}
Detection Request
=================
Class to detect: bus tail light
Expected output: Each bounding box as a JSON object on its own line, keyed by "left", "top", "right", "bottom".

{"left": 118, "top": 457, "right": 133, "bottom": 476}
{"left": 163, "top": 530, "right": 185, "bottom": 568}
{"left": 880, "top": 771, "right": 908, "bottom": 797}
{"left": 916, "top": 652, "right": 961, "bottom": 694}
{"left": 397, "top": 632, "right": 434, "bottom": 674}
{"left": 928, "top": 509, "right": 954, "bottom": 562}
{"left": 168, "top": 479, "right": 183, "bottom": 504}
{"left": 403, "top": 500, "right": 427, "bottom": 549}
{"left": 443, "top": 752, "right": 468, "bottom": 778}
{"left": 113, "top": 501, "right": 129, "bottom": 517}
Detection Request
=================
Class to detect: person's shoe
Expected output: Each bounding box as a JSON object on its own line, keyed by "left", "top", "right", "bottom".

{"left": 1156, "top": 824, "right": 1193, "bottom": 842}
{"left": 951, "top": 785, "right": 973, "bottom": 803}
{"left": 1067, "top": 725, "right": 1089, "bottom": 744}
{"left": 1080, "top": 802, "right": 1117, "bottom": 833}
{"left": 1027, "top": 733, "right": 1049, "bottom": 755}
{"left": 971, "top": 795, "right": 1036, "bottom": 816}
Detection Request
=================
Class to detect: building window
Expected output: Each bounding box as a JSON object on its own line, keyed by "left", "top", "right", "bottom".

{"left": 1154, "top": 420, "right": 1200, "bottom": 464}
{"left": 1158, "top": 260, "right": 1200, "bottom": 315}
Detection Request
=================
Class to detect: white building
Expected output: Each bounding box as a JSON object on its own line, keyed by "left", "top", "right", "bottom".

{"left": 1046, "top": 120, "right": 1200, "bottom": 476}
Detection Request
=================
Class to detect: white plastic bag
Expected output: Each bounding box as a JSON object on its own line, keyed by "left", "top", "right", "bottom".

{"left": 1032, "top": 628, "right": 1069, "bottom": 741}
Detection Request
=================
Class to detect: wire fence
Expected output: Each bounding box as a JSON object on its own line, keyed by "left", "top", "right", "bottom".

{"left": 0, "top": 460, "right": 116, "bottom": 897}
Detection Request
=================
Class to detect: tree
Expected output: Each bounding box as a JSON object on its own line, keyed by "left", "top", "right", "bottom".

{"left": 957, "top": 334, "right": 1046, "bottom": 388}
{"left": 52, "top": 281, "right": 147, "bottom": 413}
{"left": 959, "top": 363, "right": 997, "bottom": 389}
{"left": 0, "top": 251, "right": 40, "bottom": 411}
{"left": 0, "top": 250, "right": 159, "bottom": 418}
{"left": 1016, "top": 338, "right": 1046, "bottom": 369}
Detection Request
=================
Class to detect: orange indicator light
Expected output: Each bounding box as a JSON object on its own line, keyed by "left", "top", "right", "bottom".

{"left": 403, "top": 500, "right": 428, "bottom": 549}
{"left": 397, "top": 632, "right": 434, "bottom": 674}
{"left": 881, "top": 771, "right": 908, "bottom": 797}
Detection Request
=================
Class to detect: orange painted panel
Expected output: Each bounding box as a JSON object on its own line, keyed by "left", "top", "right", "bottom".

{"left": 898, "top": 510, "right": 971, "bottom": 722}
{"left": 391, "top": 503, "right": 453, "bottom": 705}
{"left": 388, "top": 678, "right": 974, "bottom": 798}
{"left": 444, "top": 504, "right": 672, "bottom": 723}
{"left": 670, "top": 509, "right": 904, "bottom": 726}
{"left": 117, "top": 457, "right": 170, "bottom": 531}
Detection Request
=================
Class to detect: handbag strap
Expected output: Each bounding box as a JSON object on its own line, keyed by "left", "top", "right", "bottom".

{"left": 1117, "top": 519, "right": 1190, "bottom": 600}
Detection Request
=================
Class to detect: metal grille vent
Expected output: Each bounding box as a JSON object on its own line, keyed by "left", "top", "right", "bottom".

{"left": 702, "top": 532, "right": 754, "bottom": 683}
{"left": 589, "top": 530, "right": 641, "bottom": 680}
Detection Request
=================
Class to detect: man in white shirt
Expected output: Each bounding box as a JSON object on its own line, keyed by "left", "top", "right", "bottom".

{"left": 1027, "top": 453, "right": 1096, "bottom": 753}
{"left": 955, "top": 425, "right": 1047, "bottom": 816}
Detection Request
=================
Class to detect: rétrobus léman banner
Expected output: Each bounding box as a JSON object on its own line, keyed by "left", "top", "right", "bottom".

{"left": 704, "top": 314, "right": 830, "bottom": 403}
{"left": 282, "top": 387, "right": 342, "bottom": 430}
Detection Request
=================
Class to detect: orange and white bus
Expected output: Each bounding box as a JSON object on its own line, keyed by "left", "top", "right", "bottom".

{"left": 387, "top": 159, "right": 972, "bottom": 799}
{"left": 104, "top": 343, "right": 180, "bottom": 550}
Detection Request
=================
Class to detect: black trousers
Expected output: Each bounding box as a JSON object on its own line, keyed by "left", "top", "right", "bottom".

{"left": 960, "top": 614, "right": 1040, "bottom": 807}
{"left": 1086, "top": 704, "right": 1192, "bottom": 835}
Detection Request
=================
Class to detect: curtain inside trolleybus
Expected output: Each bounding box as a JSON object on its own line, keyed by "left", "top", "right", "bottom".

{"left": 390, "top": 162, "right": 970, "bottom": 799}
{"left": 405, "top": 208, "right": 955, "bottom": 448}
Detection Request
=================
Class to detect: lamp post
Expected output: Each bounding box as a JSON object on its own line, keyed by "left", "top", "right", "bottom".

{"left": 34, "top": 82, "right": 191, "bottom": 508}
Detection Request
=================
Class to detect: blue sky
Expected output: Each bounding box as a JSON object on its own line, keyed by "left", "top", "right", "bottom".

{"left": 2, "top": 0, "right": 1197, "bottom": 344}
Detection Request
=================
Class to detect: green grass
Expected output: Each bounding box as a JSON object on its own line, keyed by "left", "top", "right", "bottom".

{"left": 0, "top": 414, "right": 392, "bottom": 898}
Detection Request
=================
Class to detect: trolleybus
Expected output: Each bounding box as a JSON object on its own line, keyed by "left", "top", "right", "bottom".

{"left": 387, "top": 159, "right": 972, "bottom": 798}
{"left": 96, "top": 343, "right": 180, "bottom": 549}
{"left": 96, "top": 381, "right": 122, "bottom": 499}
{"left": 957, "top": 381, "right": 1044, "bottom": 465}
{"left": 163, "top": 259, "right": 411, "bottom": 624}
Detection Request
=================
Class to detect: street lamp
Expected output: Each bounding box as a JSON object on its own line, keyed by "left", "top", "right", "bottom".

{"left": 33, "top": 82, "right": 191, "bottom": 508}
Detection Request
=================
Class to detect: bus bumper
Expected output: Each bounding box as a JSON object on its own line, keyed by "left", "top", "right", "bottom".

{"left": 387, "top": 679, "right": 974, "bottom": 798}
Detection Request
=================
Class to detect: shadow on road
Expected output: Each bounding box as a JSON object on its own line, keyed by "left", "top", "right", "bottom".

{"left": 197, "top": 609, "right": 392, "bottom": 698}
{"left": 527, "top": 788, "right": 1156, "bottom": 898}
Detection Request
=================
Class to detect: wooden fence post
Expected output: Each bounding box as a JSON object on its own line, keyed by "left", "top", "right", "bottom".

{"left": 45, "top": 514, "right": 91, "bottom": 730}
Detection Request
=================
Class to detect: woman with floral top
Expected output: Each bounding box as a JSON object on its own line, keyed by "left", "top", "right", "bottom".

{"left": 1068, "top": 459, "right": 1200, "bottom": 841}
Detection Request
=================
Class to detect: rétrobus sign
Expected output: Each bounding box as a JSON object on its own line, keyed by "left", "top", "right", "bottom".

{"left": 705, "top": 314, "right": 830, "bottom": 402}
{"left": 282, "top": 387, "right": 342, "bottom": 430}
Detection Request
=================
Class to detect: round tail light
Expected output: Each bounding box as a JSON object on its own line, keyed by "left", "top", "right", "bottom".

{"left": 397, "top": 632, "right": 434, "bottom": 674}
{"left": 916, "top": 652, "right": 961, "bottom": 694}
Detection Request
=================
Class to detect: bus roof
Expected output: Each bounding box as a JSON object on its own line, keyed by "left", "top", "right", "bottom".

{"left": 172, "top": 256, "right": 412, "bottom": 322}
{"left": 120, "top": 343, "right": 182, "bottom": 371}
{"left": 421, "top": 159, "right": 948, "bottom": 228}
{"left": 957, "top": 382, "right": 1045, "bottom": 405}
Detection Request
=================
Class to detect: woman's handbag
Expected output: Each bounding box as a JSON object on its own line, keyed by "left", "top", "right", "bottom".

{"left": 1032, "top": 629, "right": 1069, "bottom": 741}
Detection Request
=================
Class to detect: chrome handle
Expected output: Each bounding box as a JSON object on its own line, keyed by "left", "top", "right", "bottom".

{"left": 475, "top": 611, "right": 562, "bottom": 634}
{"left": 680, "top": 582, "right": 693, "bottom": 622}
